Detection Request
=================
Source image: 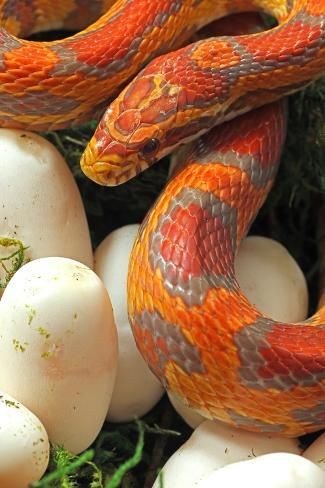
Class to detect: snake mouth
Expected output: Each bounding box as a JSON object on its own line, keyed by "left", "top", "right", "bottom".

{"left": 81, "top": 150, "right": 150, "bottom": 186}
{"left": 80, "top": 133, "right": 157, "bottom": 185}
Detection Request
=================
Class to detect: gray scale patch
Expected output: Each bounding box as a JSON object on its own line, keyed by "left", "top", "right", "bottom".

{"left": 0, "top": 29, "right": 22, "bottom": 68}
{"left": 50, "top": 0, "right": 185, "bottom": 79}
{"left": 0, "top": 89, "right": 80, "bottom": 115}
{"left": 223, "top": 80, "right": 311, "bottom": 120}
{"left": 154, "top": 12, "right": 170, "bottom": 28}
{"left": 234, "top": 318, "right": 325, "bottom": 391}
{"left": 292, "top": 401, "right": 325, "bottom": 428}
{"left": 294, "top": 9, "right": 325, "bottom": 29}
{"left": 50, "top": 34, "right": 143, "bottom": 79}
{"left": 134, "top": 309, "right": 205, "bottom": 384}
{"left": 195, "top": 150, "right": 279, "bottom": 189}
{"left": 228, "top": 409, "right": 285, "bottom": 433}
{"left": 182, "top": 35, "right": 267, "bottom": 110}
{"left": 232, "top": 10, "right": 325, "bottom": 76}
{"left": 188, "top": 11, "right": 324, "bottom": 99}
{"left": 149, "top": 187, "right": 238, "bottom": 307}
{"left": 168, "top": 0, "right": 183, "bottom": 15}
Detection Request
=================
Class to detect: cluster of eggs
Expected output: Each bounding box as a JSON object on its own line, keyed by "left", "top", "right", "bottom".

{"left": 0, "top": 130, "right": 323, "bottom": 487}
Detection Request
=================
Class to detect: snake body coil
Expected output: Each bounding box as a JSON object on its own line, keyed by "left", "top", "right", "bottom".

{"left": 0, "top": 0, "right": 324, "bottom": 436}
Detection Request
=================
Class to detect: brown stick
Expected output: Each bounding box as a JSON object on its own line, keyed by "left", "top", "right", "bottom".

{"left": 143, "top": 401, "right": 175, "bottom": 488}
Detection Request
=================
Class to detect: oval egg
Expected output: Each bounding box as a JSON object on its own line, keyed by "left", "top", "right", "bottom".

{"left": 0, "top": 129, "right": 93, "bottom": 273}
{"left": 153, "top": 420, "right": 301, "bottom": 488}
{"left": 197, "top": 453, "right": 325, "bottom": 488}
{"left": 0, "top": 390, "right": 49, "bottom": 488}
{"left": 95, "top": 224, "right": 164, "bottom": 422}
{"left": 235, "top": 236, "right": 308, "bottom": 322}
{"left": 0, "top": 257, "right": 118, "bottom": 454}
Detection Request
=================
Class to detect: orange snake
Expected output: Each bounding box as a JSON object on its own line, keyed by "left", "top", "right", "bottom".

{"left": 0, "top": 0, "right": 324, "bottom": 436}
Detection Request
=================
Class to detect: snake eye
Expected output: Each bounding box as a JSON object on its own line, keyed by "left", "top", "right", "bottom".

{"left": 141, "top": 138, "right": 160, "bottom": 158}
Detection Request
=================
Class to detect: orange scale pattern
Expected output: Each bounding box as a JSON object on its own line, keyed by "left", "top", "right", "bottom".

{"left": 128, "top": 100, "right": 325, "bottom": 436}
{"left": 0, "top": 0, "right": 324, "bottom": 436}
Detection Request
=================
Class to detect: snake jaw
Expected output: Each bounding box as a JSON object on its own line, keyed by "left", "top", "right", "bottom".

{"left": 81, "top": 147, "right": 130, "bottom": 186}
{"left": 81, "top": 131, "right": 152, "bottom": 186}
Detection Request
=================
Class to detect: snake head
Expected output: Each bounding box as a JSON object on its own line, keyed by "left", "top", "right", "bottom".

{"left": 81, "top": 73, "right": 180, "bottom": 186}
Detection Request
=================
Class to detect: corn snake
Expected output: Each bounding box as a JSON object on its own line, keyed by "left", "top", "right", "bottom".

{"left": 0, "top": 0, "right": 324, "bottom": 436}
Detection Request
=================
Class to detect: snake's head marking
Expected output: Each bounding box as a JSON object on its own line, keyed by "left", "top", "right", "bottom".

{"left": 81, "top": 74, "right": 180, "bottom": 186}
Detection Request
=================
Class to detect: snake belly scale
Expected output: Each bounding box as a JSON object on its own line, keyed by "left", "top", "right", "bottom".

{"left": 0, "top": 0, "right": 324, "bottom": 436}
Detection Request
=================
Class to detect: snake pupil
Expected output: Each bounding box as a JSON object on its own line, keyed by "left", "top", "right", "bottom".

{"left": 141, "top": 138, "right": 160, "bottom": 157}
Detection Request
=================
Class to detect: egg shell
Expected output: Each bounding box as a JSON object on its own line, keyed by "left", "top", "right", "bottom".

{"left": 197, "top": 453, "right": 325, "bottom": 488}
{"left": 235, "top": 236, "right": 308, "bottom": 322}
{"left": 303, "top": 433, "right": 325, "bottom": 471}
{"left": 0, "top": 257, "right": 118, "bottom": 454}
{"left": 0, "top": 129, "right": 92, "bottom": 269}
{"left": 153, "top": 420, "right": 301, "bottom": 488}
{"left": 95, "top": 224, "right": 164, "bottom": 422}
{"left": 0, "top": 390, "right": 49, "bottom": 488}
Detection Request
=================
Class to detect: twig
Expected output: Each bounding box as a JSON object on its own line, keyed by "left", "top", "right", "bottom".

{"left": 143, "top": 402, "right": 175, "bottom": 488}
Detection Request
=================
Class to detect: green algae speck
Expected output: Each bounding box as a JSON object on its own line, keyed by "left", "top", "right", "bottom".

{"left": 4, "top": 399, "right": 19, "bottom": 409}
{"left": 38, "top": 326, "right": 51, "bottom": 339}
{"left": 41, "top": 350, "right": 54, "bottom": 359}
{"left": 12, "top": 338, "right": 29, "bottom": 352}
{"left": 25, "top": 304, "right": 36, "bottom": 325}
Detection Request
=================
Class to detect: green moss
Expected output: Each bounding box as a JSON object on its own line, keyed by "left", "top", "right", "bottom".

{"left": 0, "top": 237, "right": 29, "bottom": 288}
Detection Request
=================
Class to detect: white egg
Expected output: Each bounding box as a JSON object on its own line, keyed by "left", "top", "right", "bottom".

{"left": 153, "top": 420, "right": 301, "bottom": 488}
{"left": 303, "top": 433, "right": 325, "bottom": 471}
{"left": 197, "top": 453, "right": 325, "bottom": 488}
{"left": 95, "top": 224, "right": 164, "bottom": 422}
{"left": 0, "top": 129, "right": 93, "bottom": 273}
{"left": 0, "top": 257, "right": 118, "bottom": 454}
{"left": 235, "top": 236, "right": 308, "bottom": 322}
{"left": 0, "top": 390, "right": 49, "bottom": 488}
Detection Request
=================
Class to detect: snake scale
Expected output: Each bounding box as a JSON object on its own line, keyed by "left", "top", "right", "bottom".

{"left": 0, "top": 0, "right": 324, "bottom": 436}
